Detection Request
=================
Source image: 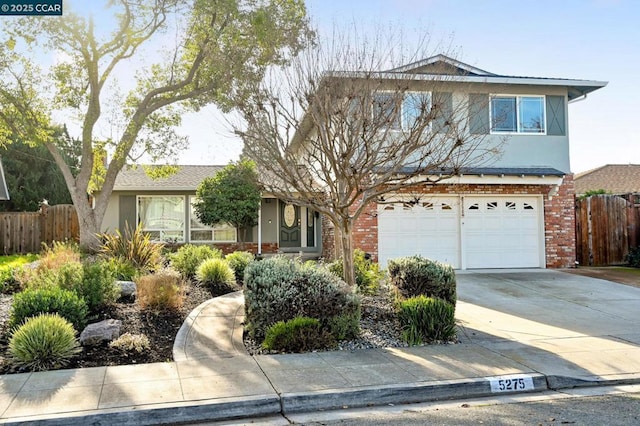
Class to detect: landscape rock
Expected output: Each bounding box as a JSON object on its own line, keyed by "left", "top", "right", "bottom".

{"left": 117, "top": 280, "right": 137, "bottom": 298}
{"left": 80, "top": 319, "right": 122, "bottom": 346}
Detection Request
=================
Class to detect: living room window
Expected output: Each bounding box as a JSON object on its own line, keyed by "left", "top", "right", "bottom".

{"left": 138, "top": 195, "right": 185, "bottom": 242}
{"left": 490, "top": 95, "right": 545, "bottom": 134}
{"left": 189, "top": 197, "right": 237, "bottom": 242}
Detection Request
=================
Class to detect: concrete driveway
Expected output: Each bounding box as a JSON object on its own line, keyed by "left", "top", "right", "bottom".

{"left": 456, "top": 270, "right": 640, "bottom": 384}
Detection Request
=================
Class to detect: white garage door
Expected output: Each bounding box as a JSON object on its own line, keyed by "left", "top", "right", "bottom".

{"left": 463, "top": 197, "right": 542, "bottom": 268}
{"left": 377, "top": 195, "right": 543, "bottom": 269}
{"left": 378, "top": 197, "right": 460, "bottom": 268}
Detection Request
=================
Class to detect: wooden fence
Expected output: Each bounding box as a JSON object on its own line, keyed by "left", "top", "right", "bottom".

{"left": 0, "top": 204, "right": 79, "bottom": 255}
{"left": 575, "top": 194, "right": 640, "bottom": 266}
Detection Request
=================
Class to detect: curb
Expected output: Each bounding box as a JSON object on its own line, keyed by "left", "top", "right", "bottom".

{"left": 281, "top": 374, "right": 548, "bottom": 414}
{"left": 0, "top": 395, "right": 281, "bottom": 426}
{"left": 4, "top": 373, "right": 640, "bottom": 425}
{"left": 546, "top": 374, "right": 640, "bottom": 390}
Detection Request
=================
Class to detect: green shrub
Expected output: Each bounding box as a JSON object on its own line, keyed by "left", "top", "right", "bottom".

{"left": 244, "top": 256, "right": 361, "bottom": 341}
{"left": 109, "top": 332, "right": 150, "bottom": 353}
{"left": 262, "top": 316, "right": 335, "bottom": 352}
{"left": 387, "top": 256, "right": 457, "bottom": 306}
{"left": 99, "top": 223, "right": 163, "bottom": 273}
{"left": 627, "top": 246, "right": 640, "bottom": 268}
{"left": 22, "top": 261, "right": 82, "bottom": 291}
{"left": 104, "top": 256, "right": 140, "bottom": 281}
{"left": 8, "top": 313, "right": 81, "bottom": 372}
{"left": 327, "top": 249, "right": 383, "bottom": 295}
{"left": 10, "top": 286, "right": 88, "bottom": 331}
{"left": 225, "top": 251, "right": 254, "bottom": 283}
{"left": 170, "top": 244, "right": 222, "bottom": 278}
{"left": 136, "top": 270, "right": 184, "bottom": 311}
{"left": 398, "top": 296, "right": 456, "bottom": 344}
{"left": 77, "top": 261, "right": 120, "bottom": 312}
{"left": 327, "top": 311, "right": 361, "bottom": 341}
{"left": 22, "top": 260, "right": 118, "bottom": 313}
{"left": 0, "top": 254, "right": 39, "bottom": 294}
{"left": 196, "top": 258, "right": 237, "bottom": 294}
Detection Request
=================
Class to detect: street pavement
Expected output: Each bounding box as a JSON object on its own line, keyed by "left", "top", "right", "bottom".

{"left": 0, "top": 270, "right": 638, "bottom": 425}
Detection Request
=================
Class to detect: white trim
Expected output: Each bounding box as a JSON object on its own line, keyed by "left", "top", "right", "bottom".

{"left": 187, "top": 195, "right": 237, "bottom": 243}
{"left": 137, "top": 195, "right": 186, "bottom": 243}
{"left": 326, "top": 71, "right": 607, "bottom": 95}
{"left": 489, "top": 94, "right": 547, "bottom": 135}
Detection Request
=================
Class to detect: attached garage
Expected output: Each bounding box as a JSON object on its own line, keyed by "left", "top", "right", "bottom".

{"left": 377, "top": 195, "right": 544, "bottom": 269}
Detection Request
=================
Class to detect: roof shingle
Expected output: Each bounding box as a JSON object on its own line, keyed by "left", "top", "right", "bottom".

{"left": 574, "top": 164, "right": 640, "bottom": 195}
{"left": 113, "top": 165, "right": 224, "bottom": 191}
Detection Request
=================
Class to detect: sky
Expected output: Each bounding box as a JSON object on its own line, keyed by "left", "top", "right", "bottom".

{"left": 174, "top": 0, "right": 639, "bottom": 174}
{"left": 24, "top": 0, "right": 640, "bottom": 174}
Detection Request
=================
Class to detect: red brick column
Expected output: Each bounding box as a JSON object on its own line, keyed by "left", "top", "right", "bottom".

{"left": 351, "top": 201, "right": 379, "bottom": 262}
{"left": 543, "top": 175, "right": 576, "bottom": 268}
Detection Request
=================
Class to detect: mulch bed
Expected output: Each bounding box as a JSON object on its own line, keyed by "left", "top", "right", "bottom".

{"left": 0, "top": 281, "right": 219, "bottom": 375}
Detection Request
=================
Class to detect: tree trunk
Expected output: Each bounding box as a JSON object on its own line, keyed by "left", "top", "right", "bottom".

{"left": 74, "top": 199, "right": 102, "bottom": 253}
{"left": 338, "top": 219, "right": 356, "bottom": 287}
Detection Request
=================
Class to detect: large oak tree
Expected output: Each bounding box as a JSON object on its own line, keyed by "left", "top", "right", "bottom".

{"left": 0, "top": 0, "right": 311, "bottom": 250}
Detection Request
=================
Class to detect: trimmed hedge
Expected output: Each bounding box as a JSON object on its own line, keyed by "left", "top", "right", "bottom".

{"left": 387, "top": 256, "right": 456, "bottom": 306}
{"left": 244, "top": 256, "right": 361, "bottom": 341}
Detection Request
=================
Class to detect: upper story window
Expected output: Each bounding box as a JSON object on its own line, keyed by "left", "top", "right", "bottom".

{"left": 490, "top": 95, "right": 545, "bottom": 134}
{"left": 373, "top": 92, "right": 431, "bottom": 131}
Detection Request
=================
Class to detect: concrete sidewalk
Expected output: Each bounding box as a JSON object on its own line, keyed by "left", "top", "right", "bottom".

{"left": 1, "top": 270, "right": 639, "bottom": 425}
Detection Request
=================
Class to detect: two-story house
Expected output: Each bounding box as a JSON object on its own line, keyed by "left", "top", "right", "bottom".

{"left": 310, "top": 55, "right": 606, "bottom": 269}
{"left": 101, "top": 55, "right": 606, "bottom": 270}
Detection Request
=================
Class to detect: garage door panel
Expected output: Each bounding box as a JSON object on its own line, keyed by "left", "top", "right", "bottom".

{"left": 378, "top": 195, "right": 543, "bottom": 269}
{"left": 463, "top": 196, "right": 542, "bottom": 268}
{"left": 378, "top": 197, "right": 460, "bottom": 268}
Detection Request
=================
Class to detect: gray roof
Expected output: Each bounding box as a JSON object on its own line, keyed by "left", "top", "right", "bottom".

{"left": 113, "top": 165, "right": 224, "bottom": 191}
{"left": 574, "top": 164, "right": 640, "bottom": 195}
{"left": 397, "top": 166, "right": 565, "bottom": 177}
{"left": 328, "top": 54, "right": 607, "bottom": 101}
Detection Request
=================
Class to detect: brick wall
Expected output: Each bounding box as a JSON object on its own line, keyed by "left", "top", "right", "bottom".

{"left": 321, "top": 214, "right": 336, "bottom": 261}
{"left": 543, "top": 175, "right": 576, "bottom": 268}
{"left": 211, "top": 242, "right": 279, "bottom": 255}
{"left": 349, "top": 176, "right": 576, "bottom": 268}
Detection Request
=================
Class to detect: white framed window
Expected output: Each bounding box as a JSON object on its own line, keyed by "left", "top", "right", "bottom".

{"left": 490, "top": 95, "right": 545, "bottom": 134}
{"left": 189, "top": 196, "right": 237, "bottom": 243}
{"left": 373, "top": 91, "right": 431, "bottom": 131}
{"left": 138, "top": 195, "right": 185, "bottom": 242}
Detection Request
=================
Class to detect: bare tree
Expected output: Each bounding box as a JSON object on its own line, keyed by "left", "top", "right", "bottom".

{"left": 237, "top": 29, "right": 500, "bottom": 286}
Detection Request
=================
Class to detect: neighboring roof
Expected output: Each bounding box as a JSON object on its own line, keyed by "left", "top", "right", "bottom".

{"left": 0, "top": 157, "right": 9, "bottom": 200}
{"left": 574, "top": 164, "right": 640, "bottom": 195}
{"left": 113, "top": 165, "right": 223, "bottom": 191}
{"left": 326, "top": 54, "right": 607, "bottom": 101}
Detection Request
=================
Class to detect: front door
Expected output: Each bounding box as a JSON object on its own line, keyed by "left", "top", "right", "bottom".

{"left": 280, "top": 201, "right": 301, "bottom": 247}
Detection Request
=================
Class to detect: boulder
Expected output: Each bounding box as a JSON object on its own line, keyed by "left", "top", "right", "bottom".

{"left": 117, "top": 280, "right": 137, "bottom": 298}
{"left": 80, "top": 319, "right": 122, "bottom": 346}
